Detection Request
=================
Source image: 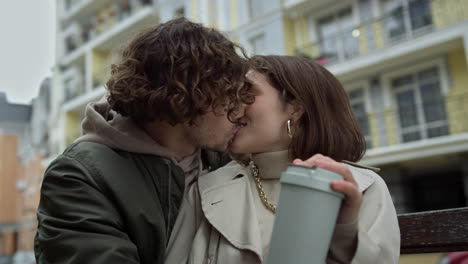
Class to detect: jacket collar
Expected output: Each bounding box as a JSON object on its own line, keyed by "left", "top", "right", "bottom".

{"left": 198, "top": 162, "right": 264, "bottom": 262}
{"left": 252, "top": 150, "right": 289, "bottom": 180}
{"left": 196, "top": 161, "right": 378, "bottom": 262}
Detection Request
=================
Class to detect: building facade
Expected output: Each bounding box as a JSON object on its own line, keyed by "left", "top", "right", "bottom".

{"left": 48, "top": 0, "right": 159, "bottom": 162}
{"left": 0, "top": 92, "right": 38, "bottom": 263}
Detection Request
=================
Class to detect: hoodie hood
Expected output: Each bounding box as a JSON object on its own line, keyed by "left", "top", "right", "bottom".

{"left": 75, "top": 98, "right": 200, "bottom": 169}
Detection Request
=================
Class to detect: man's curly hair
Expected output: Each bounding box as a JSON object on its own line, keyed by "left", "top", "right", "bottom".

{"left": 106, "top": 18, "right": 253, "bottom": 125}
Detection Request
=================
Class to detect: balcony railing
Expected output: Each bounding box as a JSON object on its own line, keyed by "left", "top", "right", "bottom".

{"left": 353, "top": 92, "right": 468, "bottom": 149}
{"left": 63, "top": 0, "right": 153, "bottom": 54}
{"left": 296, "top": 0, "right": 435, "bottom": 66}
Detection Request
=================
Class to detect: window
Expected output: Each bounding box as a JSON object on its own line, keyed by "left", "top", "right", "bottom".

{"left": 317, "top": 7, "right": 359, "bottom": 64}
{"left": 409, "top": 0, "right": 432, "bottom": 29}
{"left": 249, "top": 34, "right": 266, "bottom": 55}
{"left": 382, "top": 0, "right": 433, "bottom": 42}
{"left": 63, "top": 67, "right": 84, "bottom": 102}
{"left": 391, "top": 66, "right": 448, "bottom": 143}
{"left": 348, "top": 86, "right": 372, "bottom": 148}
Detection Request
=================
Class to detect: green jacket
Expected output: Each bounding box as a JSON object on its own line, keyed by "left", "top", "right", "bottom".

{"left": 34, "top": 141, "right": 226, "bottom": 264}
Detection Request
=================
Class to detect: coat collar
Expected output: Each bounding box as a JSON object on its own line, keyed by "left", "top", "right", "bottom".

{"left": 198, "top": 161, "right": 264, "bottom": 262}
{"left": 196, "top": 161, "right": 378, "bottom": 262}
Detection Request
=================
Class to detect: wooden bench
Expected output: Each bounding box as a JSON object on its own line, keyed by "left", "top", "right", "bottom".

{"left": 398, "top": 207, "right": 468, "bottom": 254}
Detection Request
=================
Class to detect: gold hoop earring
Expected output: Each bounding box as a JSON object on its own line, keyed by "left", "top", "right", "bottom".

{"left": 287, "top": 120, "right": 293, "bottom": 139}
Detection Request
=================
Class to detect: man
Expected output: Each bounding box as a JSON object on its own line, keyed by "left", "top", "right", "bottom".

{"left": 34, "top": 18, "right": 253, "bottom": 264}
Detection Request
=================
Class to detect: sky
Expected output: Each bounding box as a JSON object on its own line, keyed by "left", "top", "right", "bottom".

{"left": 0, "top": 0, "right": 55, "bottom": 105}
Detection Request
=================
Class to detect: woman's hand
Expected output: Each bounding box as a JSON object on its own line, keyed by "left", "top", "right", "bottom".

{"left": 293, "top": 154, "right": 362, "bottom": 224}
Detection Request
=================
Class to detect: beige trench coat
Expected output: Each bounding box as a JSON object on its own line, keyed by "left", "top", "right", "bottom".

{"left": 165, "top": 161, "right": 400, "bottom": 264}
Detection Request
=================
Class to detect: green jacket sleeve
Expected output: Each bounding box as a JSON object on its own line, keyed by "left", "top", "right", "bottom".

{"left": 35, "top": 154, "right": 140, "bottom": 264}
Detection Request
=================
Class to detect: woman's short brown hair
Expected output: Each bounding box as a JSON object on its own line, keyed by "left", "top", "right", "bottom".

{"left": 250, "top": 55, "right": 366, "bottom": 162}
{"left": 107, "top": 18, "right": 253, "bottom": 125}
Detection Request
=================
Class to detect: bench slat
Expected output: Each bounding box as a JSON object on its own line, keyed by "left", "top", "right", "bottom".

{"left": 398, "top": 207, "right": 468, "bottom": 254}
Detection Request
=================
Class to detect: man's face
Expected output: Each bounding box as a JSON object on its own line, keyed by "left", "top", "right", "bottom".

{"left": 185, "top": 104, "right": 245, "bottom": 152}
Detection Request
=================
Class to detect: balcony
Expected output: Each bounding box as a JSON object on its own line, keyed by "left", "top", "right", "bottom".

{"left": 295, "top": 0, "right": 468, "bottom": 76}
{"left": 61, "top": 0, "right": 156, "bottom": 65}
{"left": 62, "top": 0, "right": 112, "bottom": 23}
{"left": 62, "top": 85, "right": 106, "bottom": 114}
{"left": 283, "top": 0, "right": 329, "bottom": 12}
{"left": 357, "top": 92, "right": 468, "bottom": 166}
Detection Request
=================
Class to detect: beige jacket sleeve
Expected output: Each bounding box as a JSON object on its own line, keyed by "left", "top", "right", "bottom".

{"left": 327, "top": 175, "right": 400, "bottom": 264}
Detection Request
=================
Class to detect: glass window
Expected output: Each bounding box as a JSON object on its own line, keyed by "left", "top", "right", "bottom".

{"left": 402, "top": 131, "right": 421, "bottom": 142}
{"left": 349, "top": 89, "right": 364, "bottom": 100}
{"left": 420, "top": 82, "right": 447, "bottom": 123}
{"left": 348, "top": 87, "right": 372, "bottom": 148}
{"left": 409, "top": 0, "right": 432, "bottom": 30}
{"left": 383, "top": 0, "right": 406, "bottom": 39}
{"left": 391, "top": 65, "right": 448, "bottom": 143}
{"left": 339, "top": 9, "right": 359, "bottom": 59}
{"left": 382, "top": 0, "right": 433, "bottom": 42}
{"left": 318, "top": 15, "right": 339, "bottom": 62}
{"left": 418, "top": 67, "right": 438, "bottom": 82}
{"left": 396, "top": 90, "right": 419, "bottom": 128}
{"left": 392, "top": 74, "right": 414, "bottom": 88}
{"left": 317, "top": 7, "right": 358, "bottom": 63}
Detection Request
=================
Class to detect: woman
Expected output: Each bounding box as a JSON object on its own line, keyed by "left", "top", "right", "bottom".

{"left": 165, "top": 56, "right": 400, "bottom": 263}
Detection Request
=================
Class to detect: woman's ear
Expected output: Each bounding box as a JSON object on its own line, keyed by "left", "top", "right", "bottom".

{"left": 287, "top": 102, "right": 304, "bottom": 124}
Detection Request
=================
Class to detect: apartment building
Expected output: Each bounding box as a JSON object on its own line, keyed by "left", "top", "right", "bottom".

{"left": 0, "top": 87, "right": 48, "bottom": 263}
{"left": 48, "top": 0, "right": 158, "bottom": 160}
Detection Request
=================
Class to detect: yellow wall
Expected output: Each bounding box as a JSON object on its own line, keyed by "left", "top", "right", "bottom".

{"left": 446, "top": 49, "right": 468, "bottom": 134}
{"left": 372, "top": 20, "right": 385, "bottom": 50}
{"left": 286, "top": 16, "right": 321, "bottom": 58}
{"left": 92, "top": 49, "right": 112, "bottom": 88}
{"left": 282, "top": 17, "right": 297, "bottom": 56}
{"left": 229, "top": 0, "right": 238, "bottom": 30}
{"left": 368, "top": 111, "right": 380, "bottom": 148}
{"left": 384, "top": 108, "right": 398, "bottom": 145}
{"left": 431, "top": 0, "right": 468, "bottom": 29}
{"left": 65, "top": 112, "right": 82, "bottom": 146}
{"left": 358, "top": 25, "right": 368, "bottom": 55}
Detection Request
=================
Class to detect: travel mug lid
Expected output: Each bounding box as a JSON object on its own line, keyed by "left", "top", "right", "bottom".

{"left": 280, "top": 164, "right": 344, "bottom": 198}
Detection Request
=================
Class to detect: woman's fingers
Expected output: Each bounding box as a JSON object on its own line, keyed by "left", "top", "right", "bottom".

{"left": 294, "top": 154, "right": 358, "bottom": 187}
{"left": 293, "top": 154, "right": 363, "bottom": 224}
{"left": 331, "top": 180, "right": 362, "bottom": 206}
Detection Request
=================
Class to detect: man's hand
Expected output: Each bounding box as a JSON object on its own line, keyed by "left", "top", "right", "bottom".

{"left": 293, "top": 154, "right": 362, "bottom": 224}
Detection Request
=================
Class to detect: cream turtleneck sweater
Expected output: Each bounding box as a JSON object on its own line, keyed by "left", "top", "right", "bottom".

{"left": 249, "top": 150, "right": 290, "bottom": 259}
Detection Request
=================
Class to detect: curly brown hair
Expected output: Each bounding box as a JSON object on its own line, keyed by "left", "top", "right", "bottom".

{"left": 107, "top": 18, "right": 253, "bottom": 125}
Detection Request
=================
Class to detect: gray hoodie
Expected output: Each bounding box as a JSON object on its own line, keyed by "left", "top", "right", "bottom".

{"left": 75, "top": 97, "right": 202, "bottom": 187}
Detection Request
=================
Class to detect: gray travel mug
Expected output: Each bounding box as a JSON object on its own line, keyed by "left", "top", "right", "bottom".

{"left": 267, "top": 165, "right": 344, "bottom": 264}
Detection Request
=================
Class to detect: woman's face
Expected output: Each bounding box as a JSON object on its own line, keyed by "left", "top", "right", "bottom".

{"left": 229, "top": 70, "right": 297, "bottom": 154}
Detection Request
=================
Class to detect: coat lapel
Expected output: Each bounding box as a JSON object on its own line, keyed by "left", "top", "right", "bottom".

{"left": 198, "top": 163, "right": 264, "bottom": 262}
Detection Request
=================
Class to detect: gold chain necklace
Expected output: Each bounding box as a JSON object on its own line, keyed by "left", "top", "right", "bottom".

{"left": 250, "top": 163, "right": 277, "bottom": 213}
